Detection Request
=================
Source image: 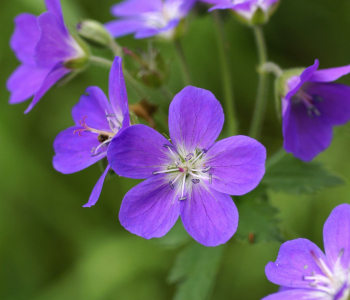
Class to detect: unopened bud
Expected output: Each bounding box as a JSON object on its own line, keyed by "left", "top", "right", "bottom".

{"left": 77, "top": 20, "right": 114, "bottom": 48}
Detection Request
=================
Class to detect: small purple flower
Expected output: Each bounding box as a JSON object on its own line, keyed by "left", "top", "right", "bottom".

{"left": 105, "top": 0, "right": 196, "bottom": 39}
{"left": 7, "top": 0, "right": 88, "bottom": 113}
{"left": 107, "top": 86, "right": 266, "bottom": 247}
{"left": 282, "top": 60, "right": 350, "bottom": 161}
{"left": 201, "top": 0, "right": 279, "bottom": 22}
{"left": 263, "top": 204, "right": 350, "bottom": 300}
{"left": 53, "top": 57, "right": 130, "bottom": 207}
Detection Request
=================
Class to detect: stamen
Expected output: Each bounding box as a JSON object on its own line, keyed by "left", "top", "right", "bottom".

{"left": 189, "top": 151, "right": 204, "bottom": 166}
{"left": 152, "top": 168, "right": 179, "bottom": 175}
{"left": 181, "top": 174, "right": 186, "bottom": 198}
{"left": 202, "top": 166, "right": 212, "bottom": 173}
{"left": 191, "top": 179, "right": 200, "bottom": 184}
{"left": 209, "top": 173, "right": 212, "bottom": 184}
{"left": 169, "top": 181, "right": 174, "bottom": 189}
{"left": 310, "top": 251, "right": 334, "bottom": 281}
{"left": 185, "top": 153, "right": 194, "bottom": 161}
{"left": 179, "top": 197, "right": 187, "bottom": 201}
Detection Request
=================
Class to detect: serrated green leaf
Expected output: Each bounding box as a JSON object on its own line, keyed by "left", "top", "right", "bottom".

{"left": 263, "top": 152, "right": 345, "bottom": 194}
{"left": 168, "top": 243, "right": 224, "bottom": 300}
{"left": 235, "top": 187, "right": 283, "bottom": 243}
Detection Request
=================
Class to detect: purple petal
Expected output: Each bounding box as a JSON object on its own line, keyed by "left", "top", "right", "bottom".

{"left": 166, "top": 0, "right": 197, "bottom": 15}
{"left": 265, "top": 238, "right": 327, "bottom": 289}
{"left": 309, "top": 64, "right": 350, "bottom": 83}
{"left": 180, "top": 184, "right": 238, "bottom": 247}
{"left": 71, "top": 86, "right": 112, "bottom": 131}
{"left": 134, "top": 19, "right": 179, "bottom": 39}
{"left": 111, "top": 0, "right": 162, "bottom": 16}
{"left": 305, "top": 83, "right": 350, "bottom": 126}
{"left": 104, "top": 19, "right": 145, "bottom": 38}
{"left": 35, "top": 12, "right": 79, "bottom": 68}
{"left": 208, "top": 1, "right": 255, "bottom": 12}
{"left": 25, "top": 64, "right": 70, "bottom": 113}
{"left": 10, "top": 13, "right": 40, "bottom": 65}
{"left": 282, "top": 100, "right": 332, "bottom": 162}
{"left": 261, "top": 289, "right": 328, "bottom": 300}
{"left": 285, "top": 60, "right": 319, "bottom": 101}
{"left": 200, "top": 0, "right": 230, "bottom": 4}
{"left": 108, "top": 57, "right": 130, "bottom": 128}
{"left": 7, "top": 65, "right": 50, "bottom": 104}
{"left": 323, "top": 204, "right": 350, "bottom": 269}
{"left": 53, "top": 126, "right": 105, "bottom": 174}
{"left": 169, "top": 86, "right": 224, "bottom": 154}
{"left": 205, "top": 136, "right": 266, "bottom": 196}
{"left": 108, "top": 124, "right": 171, "bottom": 179}
{"left": 44, "top": 0, "right": 68, "bottom": 35}
{"left": 119, "top": 175, "right": 180, "bottom": 239}
{"left": 83, "top": 165, "right": 110, "bottom": 208}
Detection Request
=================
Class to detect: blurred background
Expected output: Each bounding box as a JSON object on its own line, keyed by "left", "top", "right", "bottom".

{"left": 1, "top": 0, "right": 350, "bottom": 299}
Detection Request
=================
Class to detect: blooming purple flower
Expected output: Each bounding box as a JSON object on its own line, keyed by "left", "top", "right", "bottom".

{"left": 105, "top": 0, "right": 196, "bottom": 39}
{"left": 53, "top": 57, "right": 130, "bottom": 207}
{"left": 201, "top": 0, "right": 279, "bottom": 22}
{"left": 107, "top": 86, "right": 266, "bottom": 247}
{"left": 282, "top": 60, "right": 350, "bottom": 161}
{"left": 7, "top": 0, "right": 88, "bottom": 113}
{"left": 263, "top": 204, "right": 350, "bottom": 300}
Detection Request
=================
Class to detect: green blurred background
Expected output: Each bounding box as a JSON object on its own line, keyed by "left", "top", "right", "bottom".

{"left": 1, "top": 0, "right": 350, "bottom": 299}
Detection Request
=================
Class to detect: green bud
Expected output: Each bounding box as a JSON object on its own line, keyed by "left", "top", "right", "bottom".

{"left": 77, "top": 19, "right": 114, "bottom": 48}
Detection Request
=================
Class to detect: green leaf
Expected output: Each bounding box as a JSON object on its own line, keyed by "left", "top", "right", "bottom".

{"left": 263, "top": 152, "right": 345, "bottom": 194}
{"left": 235, "top": 187, "right": 283, "bottom": 243}
{"left": 168, "top": 243, "right": 224, "bottom": 300}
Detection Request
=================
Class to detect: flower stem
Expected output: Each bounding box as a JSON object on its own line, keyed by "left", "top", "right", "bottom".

{"left": 89, "top": 55, "right": 113, "bottom": 68}
{"left": 249, "top": 25, "right": 269, "bottom": 140}
{"left": 173, "top": 39, "right": 191, "bottom": 86}
{"left": 160, "top": 85, "right": 174, "bottom": 101}
{"left": 213, "top": 11, "right": 238, "bottom": 136}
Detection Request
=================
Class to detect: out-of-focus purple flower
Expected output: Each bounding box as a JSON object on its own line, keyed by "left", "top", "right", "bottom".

{"left": 53, "top": 57, "right": 130, "bottom": 207}
{"left": 202, "top": 0, "right": 279, "bottom": 23}
{"left": 7, "top": 0, "right": 88, "bottom": 113}
{"left": 281, "top": 60, "right": 350, "bottom": 161}
{"left": 105, "top": 0, "right": 196, "bottom": 39}
{"left": 107, "top": 86, "right": 266, "bottom": 247}
{"left": 263, "top": 204, "right": 350, "bottom": 300}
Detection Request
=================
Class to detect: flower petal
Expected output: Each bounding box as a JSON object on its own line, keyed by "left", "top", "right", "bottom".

{"left": 180, "top": 184, "right": 238, "bottom": 247}
{"left": 323, "top": 204, "right": 350, "bottom": 269}
{"left": 108, "top": 57, "right": 130, "bottom": 128}
{"left": 71, "top": 86, "right": 112, "bottom": 131}
{"left": 44, "top": 0, "right": 68, "bottom": 35}
{"left": 10, "top": 13, "right": 40, "bottom": 65}
{"left": 169, "top": 86, "right": 224, "bottom": 155}
{"left": 108, "top": 124, "right": 171, "bottom": 179}
{"left": 134, "top": 19, "right": 179, "bottom": 39}
{"left": 119, "top": 175, "right": 180, "bottom": 239}
{"left": 205, "top": 136, "right": 266, "bottom": 196}
{"left": 105, "top": 19, "right": 145, "bottom": 38}
{"left": 111, "top": 0, "right": 162, "bottom": 16}
{"left": 265, "top": 239, "right": 327, "bottom": 289}
{"left": 285, "top": 60, "right": 319, "bottom": 101}
{"left": 305, "top": 83, "right": 350, "bottom": 126}
{"left": 83, "top": 165, "right": 111, "bottom": 208}
{"left": 309, "top": 64, "right": 350, "bottom": 83}
{"left": 53, "top": 126, "right": 105, "bottom": 174}
{"left": 7, "top": 65, "right": 50, "bottom": 104}
{"left": 282, "top": 100, "right": 332, "bottom": 162}
{"left": 25, "top": 64, "right": 70, "bottom": 113}
{"left": 261, "top": 289, "right": 329, "bottom": 300}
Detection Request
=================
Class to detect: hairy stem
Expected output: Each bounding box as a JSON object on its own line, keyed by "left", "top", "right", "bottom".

{"left": 173, "top": 39, "right": 191, "bottom": 86}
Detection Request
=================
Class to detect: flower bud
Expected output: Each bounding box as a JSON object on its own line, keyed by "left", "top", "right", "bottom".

{"left": 77, "top": 19, "right": 114, "bottom": 48}
{"left": 63, "top": 35, "right": 90, "bottom": 70}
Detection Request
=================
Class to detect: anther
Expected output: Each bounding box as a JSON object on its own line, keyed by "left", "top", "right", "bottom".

{"left": 312, "top": 95, "right": 324, "bottom": 103}
{"left": 202, "top": 166, "right": 212, "bottom": 173}
{"left": 163, "top": 144, "right": 173, "bottom": 149}
{"left": 185, "top": 153, "right": 194, "bottom": 161}
{"left": 169, "top": 181, "right": 174, "bottom": 189}
{"left": 105, "top": 114, "right": 116, "bottom": 117}
{"left": 179, "top": 196, "right": 187, "bottom": 201}
{"left": 191, "top": 179, "right": 200, "bottom": 184}
{"left": 209, "top": 173, "right": 212, "bottom": 184}
{"left": 91, "top": 152, "right": 102, "bottom": 157}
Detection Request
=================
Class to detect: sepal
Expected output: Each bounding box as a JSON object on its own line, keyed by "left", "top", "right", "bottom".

{"left": 77, "top": 19, "right": 114, "bottom": 49}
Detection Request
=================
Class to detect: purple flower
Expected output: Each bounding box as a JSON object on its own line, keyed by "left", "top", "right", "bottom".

{"left": 105, "top": 0, "right": 196, "bottom": 39}
{"left": 201, "top": 0, "right": 279, "bottom": 22}
{"left": 263, "top": 204, "right": 350, "bottom": 300}
{"left": 107, "top": 86, "right": 266, "bottom": 247}
{"left": 53, "top": 57, "right": 130, "bottom": 207}
{"left": 282, "top": 60, "right": 350, "bottom": 161}
{"left": 7, "top": 0, "right": 88, "bottom": 113}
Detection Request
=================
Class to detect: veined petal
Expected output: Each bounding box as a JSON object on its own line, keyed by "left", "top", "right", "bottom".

{"left": 53, "top": 126, "right": 105, "bottom": 174}
{"left": 205, "top": 136, "right": 266, "bottom": 196}
{"left": 265, "top": 239, "right": 327, "bottom": 289}
{"left": 309, "top": 64, "right": 350, "bottom": 83}
{"left": 323, "top": 204, "right": 350, "bottom": 270}
{"left": 134, "top": 19, "right": 179, "bottom": 39}
{"left": 111, "top": 0, "right": 163, "bottom": 16}
{"left": 119, "top": 175, "right": 180, "bottom": 239}
{"left": 180, "top": 184, "right": 238, "bottom": 247}
{"left": 44, "top": 0, "right": 69, "bottom": 35}
{"left": 10, "top": 13, "right": 40, "bottom": 65}
{"left": 108, "top": 57, "right": 130, "bottom": 128}
{"left": 305, "top": 83, "right": 350, "bottom": 126}
{"left": 208, "top": 1, "right": 254, "bottom": 12}
{"left": 169, "top": 86, "right": 224, "bottom": 155}
{"left": 105, "top": 19, "right": 145, "bottom": 38}
{"left": 83, "top": 165, "right": 111, "bottom": 208}
{"left": 261, "top": 289, "right": 329, "bottom": 300}
{"left": 282, "top": 100, "right": 332, "bottom": 162}
{"left": 7, "top": 65, "right": 50, "bottom": 104}
{"left": 108, "top": 124, "right": 171, "bottom": 179}
{"left": 25, "top": 64, "right": 70, "bottom": 113}
{"left": 72, "top": 86, "right": 112, "bottom": 131}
